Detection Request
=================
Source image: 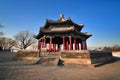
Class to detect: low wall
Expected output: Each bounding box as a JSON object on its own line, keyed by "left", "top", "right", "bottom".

{"left": 14, "top": 50, "right": 39, "bottom": 61}
{"left": 90, "top": 51, "right": 112, "bottom": 64}
{"left": 60, "top": 51, "right": 113, "bottom": 65}
{"left": 40, "top": 51, "right": 60, "bottom": 56}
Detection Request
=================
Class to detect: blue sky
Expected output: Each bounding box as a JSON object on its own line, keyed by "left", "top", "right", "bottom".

{"left": 0, "top": 0, "right": 120, "bottom": 48}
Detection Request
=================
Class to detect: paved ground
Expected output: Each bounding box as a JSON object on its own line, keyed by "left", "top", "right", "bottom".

{"left": 0, "top": 51, "right": 120, "bottom": 80}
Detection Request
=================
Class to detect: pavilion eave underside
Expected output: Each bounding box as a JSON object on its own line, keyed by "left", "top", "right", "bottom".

{"left": 35, "top": 30, "right": 92, "bottom": 40}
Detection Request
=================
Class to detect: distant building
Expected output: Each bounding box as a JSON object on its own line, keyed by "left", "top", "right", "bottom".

{"left": 26, "top": 43, "right": 38, "bottom": 51}
{"left": 35, "top": 14, "right": 92, "bottom": 52}
{"left": 11, "top": 46, "right": 20, "bottom": 52}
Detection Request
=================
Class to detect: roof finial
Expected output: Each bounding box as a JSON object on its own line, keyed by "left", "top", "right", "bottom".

{"left": 60, "top": 14, "right": 65, "bottom": 21}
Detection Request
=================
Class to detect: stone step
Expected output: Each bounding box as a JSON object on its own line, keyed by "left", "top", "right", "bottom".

{"left": 35, "top": 56, "right": 59, "bottom": 66}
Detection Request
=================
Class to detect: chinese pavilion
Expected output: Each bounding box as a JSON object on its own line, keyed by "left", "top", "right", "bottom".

{"left": 35, "top": 14, "right": 92, "bottom": 52}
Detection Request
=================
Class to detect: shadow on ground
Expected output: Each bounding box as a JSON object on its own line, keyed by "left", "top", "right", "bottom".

{"left": 95, "top": 56, "right": 120, "bottom": 67}
{"left": 110, "top": 56, "right": 120, "bottom": 63}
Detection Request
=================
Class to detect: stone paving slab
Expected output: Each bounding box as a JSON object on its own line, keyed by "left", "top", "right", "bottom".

{"left": 0, "top": 60, "right": 120, "bottom": 80}
{"left": 0, "top": 51, "right": 120, "bottom": 80}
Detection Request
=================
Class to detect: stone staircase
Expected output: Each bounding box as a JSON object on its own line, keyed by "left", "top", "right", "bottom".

{"left": 36, "top": 55, "right": 60, "bottom": 66}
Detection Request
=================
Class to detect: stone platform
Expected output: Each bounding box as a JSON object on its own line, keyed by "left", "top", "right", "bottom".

{"left": 37, "top": 50, "right": 113, "bottom": 67}
{"left": 60, "top": 50, "right": 113, "bottom": 66}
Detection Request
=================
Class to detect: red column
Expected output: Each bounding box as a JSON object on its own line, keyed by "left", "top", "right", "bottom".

{"left": 77, "top": 43, "right": 79, "bottom": 50}
{"left": 43, "top": 38, "right": 44, "bottom": 48}
{"left": 49, "top": 37, "right": 52, "bottom": 51}
{"left": 81, "top": 41, "right": 83, "bottom": 50}
{"left": 84, "top": 40, "right": 87, "bottom": 50}
{"left": 53, "top": 44, "right": 55, "bottom": 52}
{"left": 38, "top": 40, "right": 41, "bottom": 50}
{"left": 41, "top": 39, "right": 43, "bottom": 48}
{"left": 58, "top": 44, "right": 60, "bottom": 52}
{"left": 42, "top": 39, "right": 44, "bottom": 48}
{"left": 53, "top": 38, "right": 56, "bottom": 52}
{"left": 81, "top": 40, "right": 87, "bottom": 50}
{"left": 65, "top": 38, "right": 68, "bottom": 50}
{"left": 63, "top": 36, "right": 65, "bottom": 50}
{"left": 44, "top": 37, "right": 46, "bottom": 48}
{"left": 74, "top": 38, "right": 76, "bottom": 50}
{"left": 54, "top": 44, "right": 56, "bottom": 52}
{"left": 69, "top": 36, "right": 73, "bottom": 50}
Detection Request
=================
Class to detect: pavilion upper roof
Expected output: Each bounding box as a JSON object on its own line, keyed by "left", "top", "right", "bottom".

{"left": 34, "top": 14, "right": 92, "bottom": 40}
{"left": 43, "top": 14, "right": 84, "bottom": 31}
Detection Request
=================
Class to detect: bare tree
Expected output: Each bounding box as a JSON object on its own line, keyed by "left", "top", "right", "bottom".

{"left": 14, "top": 30, "right": 36, "bottom": 49}
{"left": 0, "top": 37, "right": 16, "bottom": 50}
{"left": 0, "top": 37, "right": 5, "bottom": 50}
{"left": 112, "top": 45, "right": 120, "bottom": 51}
{"left": 102, "top": 45, "right": 120, "bottom": 51}
{"left": 6, "top": 38, "right": 16, "bottom": 50}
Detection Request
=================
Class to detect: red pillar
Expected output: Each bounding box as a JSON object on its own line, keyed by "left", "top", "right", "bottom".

{"left": 84, "top": 40, "right": 87, "bottom": 50}
{"left": 63, "top": 36, "right": 65, "bottom": 50}
{"left": 81, "top": 41, "right": 83, "bottom": 50}
{"left": 77, "top": 43, "right": 79, "bottom": 50}
{"left": 74, "top": 38, "right": 76, "bottom": 50}
{"left": 38, "top": 40, "right": 41, "bottom": 50}
{"left": 81, "top": 40, "right": 87, "bottom": 50}
{"left": 44, "top": 37, "right": 46, "bottom": 48}
{"left": 69, "top": 36, "right": 73, "bottom": 50}
{"left": 43, "top": 38, "right": 44, "bottom": 48}
{"left": 53, "top": 44, "right": 56, "bottom": 52}
{"left": 42, "top": 39, "right": 44, "bottom": 48}
{"left": 65, "top": 38, "right": 68, "bottom": 50}
{"left": 53, "top": 38, "right": 56, "bottom": 52}
{"left": 58, "top": 44, "right": 60, "bottom": 51}
{"left": 41, "top": 39, "right": 43, "bottom": 48}
{"left": 49, "top": 37, "right": 52, "bottom": 51}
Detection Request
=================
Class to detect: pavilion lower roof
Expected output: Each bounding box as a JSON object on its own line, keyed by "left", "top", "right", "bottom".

{"left": 34, "top": 27, "right": 92, "bottom": 40}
